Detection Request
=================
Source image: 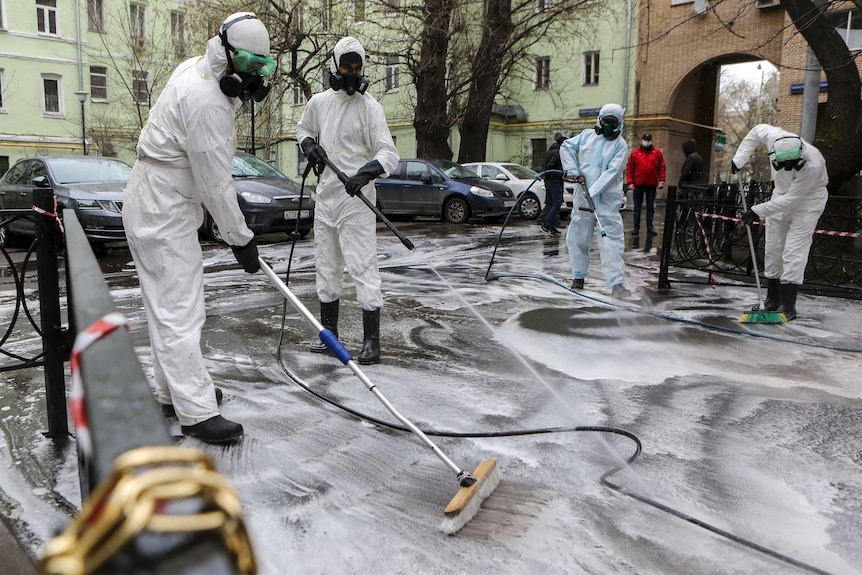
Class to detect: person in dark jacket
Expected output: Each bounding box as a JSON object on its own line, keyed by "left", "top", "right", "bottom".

{"left": 679, "top": 139, "right": 705, "bottom": 187}
{"left": 539, "top": 132, "right": 566, "bottom": 236}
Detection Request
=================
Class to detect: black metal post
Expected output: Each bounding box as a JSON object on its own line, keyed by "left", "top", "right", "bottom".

{"left": 658, "top": 184, "right": 677, "bottom": 290}
{"left": 33, "top": 186, "right": 69, "bottom": 438}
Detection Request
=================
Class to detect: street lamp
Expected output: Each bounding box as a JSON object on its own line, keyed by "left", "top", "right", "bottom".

{"left": 74, "top": 90, "right": 89, "bottom": 155}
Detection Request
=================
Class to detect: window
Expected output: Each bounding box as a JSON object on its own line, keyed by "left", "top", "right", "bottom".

{"left": 90, "top": 66, "right": 108, "bottom": 100}
{"left": 290, "top": 6, "right": 304, "bottom": 32}
{"left": 296, "top": 143, "right": 307, "bottom": 177}
{"left": 354, "top": 0, "right": 365, "bottom": 22}
{"left": 321, "top": 0, "right": 332, "bottom": 28}
{"left": 88, "top": 0, "right": 105, "bottom": 31}
{"left": 384, "top": 0, "right": 400, "bottom": 16}
{"left": 0, "top": 157, "right": 8, "bottom": 177}
{"left": 583, "top": 51, "right": 600, "bottom": 85}
{"left": 405, "top": 161, "right": 430, "bottom": 182}
{"left": 171, "top": 11, "right": 187, "bottom": 57}
{"left": 534, "top": 0, "right": 554, "bottom": 13}
{"left": 37, "top": 0, "right": 59, "bottom": 35}
{"left": 531, "top": 138, "right": 547, "bottom": 170}
{"left": 4, "top": 162, "right": 30, "bottom": 185}
{"left": 827, "top": 10, "right": 862, "bottom": 50}
{"left": 132, "top": 70, "right": 148, "bottom": 105}
{"left": 534, "top": 56, "right": 550, "bottom": 90}
{"left": 292, "top": 84, "right": 304, "bottom": 106}
{"left": 42, "top": 75, "right": 62, "bottom": 115}
{"left": 130, "top": 2, "right": 146, "bottom": 49}
{"left": 0, "top": 69, "right": 5, "bottom": 112}
{"left": 384, "top": 56, "right": 400, "bottom": 91}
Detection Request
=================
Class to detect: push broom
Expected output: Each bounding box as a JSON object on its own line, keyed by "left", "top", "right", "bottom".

{"left": 258, "top": 257, "right": 500, "bottom": 534}
{"left": 737, "top": 175, "right": 786, "bottom": 324}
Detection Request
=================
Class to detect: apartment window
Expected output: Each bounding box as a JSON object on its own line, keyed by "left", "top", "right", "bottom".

{"left": 90, "top": 66, "right": 108, "bottom": 100}
{"left": 531, "top": 138, "right": 547, "bottom": 171}
{"left": 534, "top": 56, "right": 550, "bottom": 90}
{"left": 384, "top": 56, "right": 400, "bottom": 91}
{"left": 384, "top": 0, "right": 400, "bottom": 16}
{"left": 130, "top": 2, "right": 147, "bottom": 48}
{"left": 290, "top": 6, "right": 304, "bottom": 32}
{"left": 132, "top": 70, "right": 148, "bottom": 105}
{"left": 171, "top": 11, "right": 187, "bottom": 56}
{"left": 87, "top": 0, "right": 105, "bottom": 31}
{"left": 355, "top": 0, "right": 365, "bottom": 22}
{"left": 292, "top": 84, "right": 304, "bottom": 106}
{"left": 0, "top": 69, "right": 5, "bottom": 112}
{"left": 534, "top": 0, "right": 554, "bottom": 13}
{"left": 583, "top": 51, "right": 600, "bottom": 85}
{"left": 42, "top": 75, "right": 62, "bottom": 115}
{"left": 37, "top": 0, "right": 59, "bottom": 35}
{"left": 827, "top": 10, "right": 862, "bottom": 50}
{"left": 321, "top": 0, "right": 332, "bottom": 29}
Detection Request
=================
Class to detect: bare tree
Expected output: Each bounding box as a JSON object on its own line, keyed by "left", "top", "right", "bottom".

{"left": 718, "top": 67, "right": 778, "bottom": 181}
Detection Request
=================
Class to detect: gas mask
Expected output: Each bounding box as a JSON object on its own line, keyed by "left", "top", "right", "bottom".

{"left": 218, "top": 14, "right": 276, "bottom": 102}
{"left": 328, "top": 51, "right": 369, "bottom": 96}
{"left": 595, "top": 116, "right": 621, "bottom": 140}
{"left": 770, "top": 136, "right": 806, "bottom": 171}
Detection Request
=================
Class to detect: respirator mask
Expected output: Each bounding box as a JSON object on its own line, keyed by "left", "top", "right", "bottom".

{"left": 329, "top": 52, "right": 369, "bottom": 96}
{"left": 770, "top": 136, "right": 806, "bottom": 171}
{"left": 218, "top": 15, "right": 277, "bottom": 102}
{"left": 595, "top": 116, "right": 621, "bottom": 140}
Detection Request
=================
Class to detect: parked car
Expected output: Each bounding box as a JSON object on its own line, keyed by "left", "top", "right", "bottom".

{"left": 201, "top": 152, "right": 315, "bottom": 241}
{"left": 374, "top": 159, "right": 515, "bottom": 224}
{"left": 0, "top": 155, "right": 131, "bottom": 247}
{"left": 462, "top": 161, "right": 573, "bottom": 220}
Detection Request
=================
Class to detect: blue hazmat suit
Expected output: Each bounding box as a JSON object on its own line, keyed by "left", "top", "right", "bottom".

{"left": 732, "top": 124, "right": 828, "bottom": 285}
{"left": 560, "top": 103, "right": 629, "bottom": 289}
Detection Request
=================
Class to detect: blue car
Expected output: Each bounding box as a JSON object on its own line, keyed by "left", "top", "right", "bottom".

{"left": 374, "top": 159, "right": 516, "bottom": 224}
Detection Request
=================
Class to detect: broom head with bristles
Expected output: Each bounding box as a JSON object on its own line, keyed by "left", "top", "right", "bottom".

{"left": 739, "top": 310, "right": 786, "bottom": 324}
{"left": 438, "top": 459, "right": 500, "bottom": 535}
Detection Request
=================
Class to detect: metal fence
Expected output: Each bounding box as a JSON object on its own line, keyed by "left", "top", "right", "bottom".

{"left": 658, "top": 182, "right": 862, "bottom": 299}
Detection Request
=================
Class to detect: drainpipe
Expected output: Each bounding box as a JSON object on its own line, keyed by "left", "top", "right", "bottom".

{"left": 622, "top": 0, "right": 633, "bottom": 111}
{"left": 75, "top": 0, "right": 84, "bottom": 93}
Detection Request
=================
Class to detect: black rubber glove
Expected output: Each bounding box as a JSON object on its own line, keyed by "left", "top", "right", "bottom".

{"left": 345, "top": 160, "right": 385, "bottom": 197}
{"left": 231, "top": 238, "right": 260, "bottom": 273}
{"left": 742, "top": 210, "right": 759, "bottom": 225}
{"left": 731, "top": 161, "right": 740, "bottom": 174}
{"left": 300, "top": 137, "right": 327, "bottom": 168}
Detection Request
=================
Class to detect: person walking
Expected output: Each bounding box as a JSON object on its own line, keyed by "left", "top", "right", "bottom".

{"left": 625, "top": 132, "right": 665, "bottom": 235}
{"left": 560, "top": 103, "right": 632, "bottom": 298}
{"left": 123, "top": 12, "right": 276, "bottom": 443}
{"left": 679, "top": 138, "right": 705, "bottom": 188}
{"left": 297, "top": 36, "right": 400, "bottom": 364}
{"left": 540, "top": 132, "right": 566, "bottom": 236}
{"left": 732, "top": 124, "right": 828, "bottom": 320}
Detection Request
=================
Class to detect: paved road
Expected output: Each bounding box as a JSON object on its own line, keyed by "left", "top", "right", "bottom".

{"left": 1, "top": 214, "right": 861, "bottom": 574}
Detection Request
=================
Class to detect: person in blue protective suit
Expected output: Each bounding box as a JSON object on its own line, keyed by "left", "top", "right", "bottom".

{"left": 732, "top": 124, "right": 828, "bottom": 320}
{"left": 123, "top": 12, "right": 276, "bottom": 444}
{"left": 296, "top": 37, "right": 400, "bottom": 364}
{"left": 560, "top": 103, "right": 631, "bottom": 298}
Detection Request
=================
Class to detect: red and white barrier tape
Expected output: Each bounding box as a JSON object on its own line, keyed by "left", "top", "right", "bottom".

{"left": 696, "top": 211, "right": 862, "bottom": 238}
{"left": 70, "top": 312, "right": 129, "bottom": 460}
{"left": 32, "top": 197, "right": 65, "bottom": 234}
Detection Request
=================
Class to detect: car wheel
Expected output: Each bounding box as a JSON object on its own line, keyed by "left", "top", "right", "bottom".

{"left": 518, "top": 192, "right": 541, "bottom": 220}
{"left": 443, "top": 197, "right": 470, "bottom": 224}
{"left": 204, "top": 215, "right": 224, "bottom": 243}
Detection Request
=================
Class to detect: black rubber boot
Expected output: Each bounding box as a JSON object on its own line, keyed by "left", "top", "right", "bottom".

{"left": 777, "top": 283, "right": 799, "bottom": 321}
{"left": 161, "top": 387, "right": 222, "bottom": 418}
{"left": 181, "top": 415, "right": 243, "bottom": 444}
{"left": 357, "top": 309, "right": 380, "bottom": 365}
{"left": 310, "top": 300, "right": 339, "bottom": 353}
{"left": 751, "top": 278, "right": 781, "bottom": 311}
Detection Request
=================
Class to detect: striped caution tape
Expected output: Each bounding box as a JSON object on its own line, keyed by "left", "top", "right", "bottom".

{"left": 696, "top": 211, "right": 862, "bottom": 238}
{"left": 32, "top": 196, "right": 65, "bottom": 234}
{"left": 70, "top": 312, "right": 129, "bottom": 461}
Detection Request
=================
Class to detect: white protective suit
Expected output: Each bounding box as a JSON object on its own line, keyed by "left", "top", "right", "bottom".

{"left": 560, "top": 103, "right": 629, "bottom": 288}
{"left": 122, "top": 14, "right": 266, "bottom": 425}
{"left": 295, "top": 37, "right": 400, "bottom": 310}
{"left": 732, "top": 124, "right": 828, "bottom": 285}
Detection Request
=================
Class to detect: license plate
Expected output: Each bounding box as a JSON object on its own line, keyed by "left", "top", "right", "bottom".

{"left": 284, "top": 210, "right": 310, "bottom": 220}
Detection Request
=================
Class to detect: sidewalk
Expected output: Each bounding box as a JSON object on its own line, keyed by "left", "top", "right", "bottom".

{"left": 0, "top": 521, "right": 34, "bottom": 575}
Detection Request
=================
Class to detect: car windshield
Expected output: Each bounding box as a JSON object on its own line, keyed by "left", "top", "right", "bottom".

{"left": 232, "top": 154, "right": 286, "bottom": 178}
{"left": 428, "top": 159, "right": 479, "bottom": 179}
{"left": 48, "top": 158, "right": 132, "bottom": 183}
{"left": 502, "top": 164, "right": 538, "bottom": 179}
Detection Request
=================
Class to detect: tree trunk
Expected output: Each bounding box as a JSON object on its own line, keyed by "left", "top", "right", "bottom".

{"left": 782, "top": 0, "right": 862, "bottom": 191}
{"left": 457, "top": 0, "right": 513, "bottom": 163}
{"left": 414, "top": 0, "right": 455, "bottom": 160}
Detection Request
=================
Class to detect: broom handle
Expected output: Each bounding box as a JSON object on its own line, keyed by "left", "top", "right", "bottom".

{"left": 258, "top": 257, "right": 467, "bottom": 478}
{"left": 738, "top": 176, "right": 765, "bottom": 310}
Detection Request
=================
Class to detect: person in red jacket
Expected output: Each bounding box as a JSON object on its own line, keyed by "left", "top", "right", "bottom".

{"left": 625, "top": 132, "right": 666, "bottom": 235}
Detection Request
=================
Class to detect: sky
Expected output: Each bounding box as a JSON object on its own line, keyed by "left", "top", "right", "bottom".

{"left": 722, "top": 60, "right": 779, "bottom": 86}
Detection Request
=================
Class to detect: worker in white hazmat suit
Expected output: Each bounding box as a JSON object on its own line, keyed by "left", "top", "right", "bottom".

{"left": 296, "top": 37, "right": 400, "bottom": 364}
{"left": 122, "top": 12, "right": 276, "bottom": 443}
{"left": 560, "top": 103, "right": 631, "bottom": 298}
{"left": 732, "top": 124, "right": 828, "bottom": 320}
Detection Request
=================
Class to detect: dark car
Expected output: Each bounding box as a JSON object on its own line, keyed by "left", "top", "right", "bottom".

{"left": 374, "top": 159, "right": 516, "bottom": 224}
{"left": 201, "top": 152, "right": 315, "bottom": 241}
{"left": 0, "top": 155, "right": 131, "bottom": 247}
